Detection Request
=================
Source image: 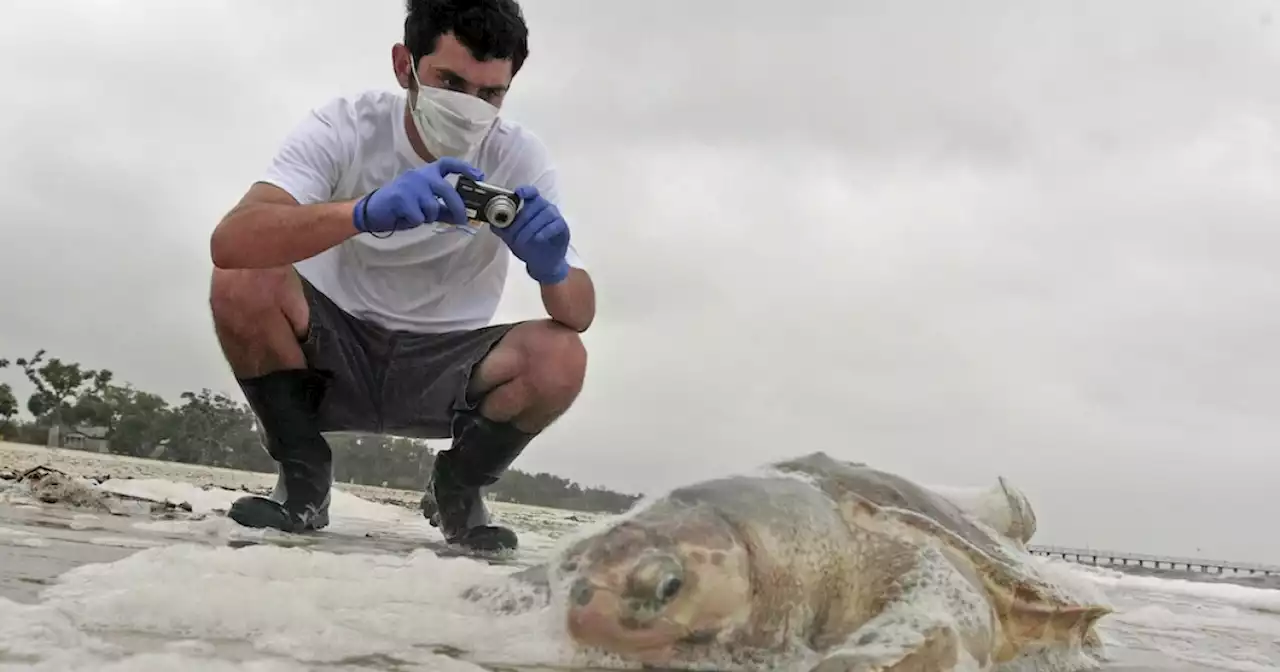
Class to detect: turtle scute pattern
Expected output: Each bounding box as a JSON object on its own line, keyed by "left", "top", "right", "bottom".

{"left": 773, "top": 452, "right": 1113, "bottom": 667}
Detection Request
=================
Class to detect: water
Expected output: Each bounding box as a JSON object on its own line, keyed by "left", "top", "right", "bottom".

{"left": 0, "top": 442, "right": 1276, "bottom": 671}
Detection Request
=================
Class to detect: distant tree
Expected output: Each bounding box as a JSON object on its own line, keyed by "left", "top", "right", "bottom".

{"left": 0, "top": 359, "right": 14, "bottom": 427}
{"left": 483, "top": 467, "right": 641, "bottom": 513}
{"left": 0, "top": 385, "right": 16, "bottom": 441}
{"left": 330, "top": 433, "right": 434, "bottom": 489}
{"left": 163, "top": 389, "right": 266, "bottom": 469}
{"left": 14, "top": 350, "right": 111, "bottom": 427}
{"left": 88, "top": 384, "right": 171, "bottom": 457}
{"left": 0, "top": 384, "right": 16, "bottom": 423}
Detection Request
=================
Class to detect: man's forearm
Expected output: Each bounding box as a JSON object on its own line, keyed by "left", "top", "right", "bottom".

{"left": 540, "top": 268, "right": 595, "bottom": 332}
{"left": 211, "top": 198, "right": 360, "bottom": 270}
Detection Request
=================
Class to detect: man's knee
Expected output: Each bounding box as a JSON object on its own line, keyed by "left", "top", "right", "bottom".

{"left": 515, "top": 320, "right": 588, "bottom": 408}
{"left": 209, "top": 267, "right": 308, "bottom": 340}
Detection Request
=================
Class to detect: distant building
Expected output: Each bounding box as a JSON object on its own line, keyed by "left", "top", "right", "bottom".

{"left": 47, "top": 424, "right": 111, "bottom": 453}
{"left": 148, "top": 438, "right": 170, "bottom": 460}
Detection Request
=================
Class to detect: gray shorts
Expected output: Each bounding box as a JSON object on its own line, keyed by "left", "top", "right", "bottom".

{"left": 297, "top": 276, "right": 518, "bottom": 440}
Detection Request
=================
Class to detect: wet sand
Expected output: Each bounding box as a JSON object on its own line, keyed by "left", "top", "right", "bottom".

{"left": 0, "top": 502, "right": 140, "bottom": 604}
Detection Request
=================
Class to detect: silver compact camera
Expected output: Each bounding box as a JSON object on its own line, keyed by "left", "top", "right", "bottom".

{"left": 456, "top": 176, "right": 522, "bottom": 229}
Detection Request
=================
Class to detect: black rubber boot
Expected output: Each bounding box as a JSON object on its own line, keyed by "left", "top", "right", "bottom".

{"left": 420, "top": 409, "right": 535, "bottom": 552}
{"left": 226, "top": 369, "right": 333, "bottom": 534}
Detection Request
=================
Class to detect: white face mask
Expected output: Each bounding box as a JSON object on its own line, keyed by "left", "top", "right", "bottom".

{"left": 408, "top": 61, "right": 499, "bottom": 160}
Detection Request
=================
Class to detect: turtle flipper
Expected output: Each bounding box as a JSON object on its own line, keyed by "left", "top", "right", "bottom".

{"left": 809, "top": 623, "right": 962, "bottom": 672}
{"left": 808, "top": 547, "right": 997, "bottom": 672}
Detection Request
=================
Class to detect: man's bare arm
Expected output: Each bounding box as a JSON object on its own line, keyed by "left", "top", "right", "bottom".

{"left": 210, "top": 183, "right": 360, "bottom": 270}
{"left": 540, "top": 268, "right": 596, "bottom": 332}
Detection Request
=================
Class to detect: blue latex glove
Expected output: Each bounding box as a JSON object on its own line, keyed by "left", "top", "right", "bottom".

{"left": 352, "top": 157, "right": 485, "bottom": 234}
{"left": 496, "top": 185, "right": 571, "bottom": 284}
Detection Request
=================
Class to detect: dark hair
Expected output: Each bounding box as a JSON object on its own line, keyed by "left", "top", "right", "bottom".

{"left": 404, "top": 0, "right": 529, "bottom": 76}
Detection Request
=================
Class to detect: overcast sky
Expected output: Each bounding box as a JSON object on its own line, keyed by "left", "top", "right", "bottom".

{"left": 3, "top": 0, "right": 1280, "bottom": 564}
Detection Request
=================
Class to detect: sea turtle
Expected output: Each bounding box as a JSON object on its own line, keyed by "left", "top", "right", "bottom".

{"left": 520, "top": 452, "right": 1111, "bottom": 671}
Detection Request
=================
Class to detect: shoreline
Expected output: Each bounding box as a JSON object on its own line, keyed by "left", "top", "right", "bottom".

{"left": 2, "top": 440, "right": 1276, "bottom": 592}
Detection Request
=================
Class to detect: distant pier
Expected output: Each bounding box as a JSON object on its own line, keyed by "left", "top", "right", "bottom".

{"left": 1028, "top": 545, "right": 1280, "bottom": 577}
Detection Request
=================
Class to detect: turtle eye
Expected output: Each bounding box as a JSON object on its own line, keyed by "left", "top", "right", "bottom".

{"left": 626, "top": 553, "right": 685, "bottom": 608}
{"left": 655, "top": 574, "right": 683, "bottom": 603}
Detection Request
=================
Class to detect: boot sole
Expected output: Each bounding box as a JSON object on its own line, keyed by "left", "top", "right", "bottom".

{"left": 420, "top": 492, "right": 512, "bottom": 549}
{"left": 447, "top": 525, "right": 519, "bottom": 552}
{"left": 228, "top": 495, "right": 330, "bottom": 532}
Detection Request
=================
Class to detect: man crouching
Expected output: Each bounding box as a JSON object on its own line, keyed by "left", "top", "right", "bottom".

{"left": 206, "top": 0, "right": 594, "bottom": 552}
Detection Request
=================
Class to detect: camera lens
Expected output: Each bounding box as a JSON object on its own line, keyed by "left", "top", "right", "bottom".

{"left": 485, "top": 196, "right": 516, "bottom": 228}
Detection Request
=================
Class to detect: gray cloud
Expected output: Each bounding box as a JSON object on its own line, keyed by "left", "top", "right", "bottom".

{"left": 3, "top": 0, "right": 1280, "bottom": 564}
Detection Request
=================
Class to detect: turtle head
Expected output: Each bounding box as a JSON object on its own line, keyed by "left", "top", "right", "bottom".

{"left": 558, "top": 505, "right": 752, "bottom": 663}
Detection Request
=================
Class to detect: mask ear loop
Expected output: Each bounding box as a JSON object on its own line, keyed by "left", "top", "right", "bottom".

{"left": 408, "top": 57, "right": 423, "bottom": 98}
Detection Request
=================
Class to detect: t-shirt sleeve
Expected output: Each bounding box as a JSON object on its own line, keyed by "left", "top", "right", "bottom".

{"left": 258, "top": 98, "right": 353, "bottom": 206}
{"left": 510, "top": 132, "right": 587, "bottom": 271}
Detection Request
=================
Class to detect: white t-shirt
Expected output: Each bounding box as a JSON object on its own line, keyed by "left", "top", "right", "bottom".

{"left": 258, "top": 89, "right": 585, "bottom": 334}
